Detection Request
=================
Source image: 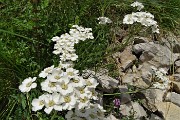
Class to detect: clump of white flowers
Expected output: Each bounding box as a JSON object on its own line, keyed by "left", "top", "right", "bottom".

{"left": 65, "top": 103, "right": 105, "bottom": 120}
{"left": 97, "top": 17, "right": 112, "bottom": 25}
{"left": 123, "top": 1, "right": 159, "bottom": 33}
{"left": 52, "top": 25, "right": 94, "bottom": 61}
{"left": 151, "top": 66, "right": 170, "bottom": 90}
{"left": 19, "top": 25, "right": 105, "bottom": 119}
{"left": 131, "top": 1, "right": 144, "bottom": 11}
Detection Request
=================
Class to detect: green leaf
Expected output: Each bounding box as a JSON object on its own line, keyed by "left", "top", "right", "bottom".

{"left": 20, "top": 94, "right": 26, "bottom": 109}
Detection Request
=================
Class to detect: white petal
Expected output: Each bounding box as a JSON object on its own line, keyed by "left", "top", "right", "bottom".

{"left": 32, "top": 77, "right": 37, "bottom": 82}
{"left": 54, "top": 105, "right": 62, "bottom": 111}
{"left": 39, "top": 72, "right": 47, "bottom": 78}
{"left": 22, "top": 78, "right": 31, "bottom": 84}
{"left": 32, "top": 107, "right": 39, "bottom": 111}
{"left": 44, "top": 107, "right": 53, "bottom": 114}
{"left": 62, "top": 104, "right": 69, "bottom": 110}
{"left": 31, "top": 83, "right": 37, "bottom": 88}
{"left": 19, "top": 85, "right": 27, "bottom": 92}
{"left": 52, "top": 93, "right": 61, "bottom": 104}
{"left": 32, "top": 99, "right": 40, "bottom": 106}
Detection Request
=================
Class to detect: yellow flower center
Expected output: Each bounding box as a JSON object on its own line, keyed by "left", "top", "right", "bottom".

{"left": 79, "top": 88, "right": 85, "bottom": 94}
{"left": 64, "top": 96, "right": 71, "bottom": 103}
{"left": 72, "top": 79, "right": 79, "bottom": 83}
{"left": 80, "top": 109, "right": 86, "bottom": 113}
{"left": 48, "top": 100, "right": 55, "bottom": 107}
{"left": 86, "top": 81, "right": 92, "bottom": 86}
{"left": 89, "top": 114, "right": 95, "bottom": 119}
{"left": 54, "top": 75, "right": 61, "bottom": 80}
{"left": 80, "top": 97, "right": 88, "bottom": 103}
{"left": 67, "top": 72, "right": 73, "bottom": 76}
{"left": 39, "top": 101, "right": 44, "bottom": 106}
{"left": 26, "top": 82, "right": 32, "bottom": 87}
{"left": 61, "top": 83, "right": 68, "bottom": 90}
{"left": 91, "top": 90, "right": 95, "bottom": 96}
{"left": 48, "top": 82, "right": 56, "bottom": 87}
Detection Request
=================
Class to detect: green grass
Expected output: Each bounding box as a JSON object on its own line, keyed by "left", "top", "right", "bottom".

{"left": 0, "top": 0, "right": 179, "bottom": 119}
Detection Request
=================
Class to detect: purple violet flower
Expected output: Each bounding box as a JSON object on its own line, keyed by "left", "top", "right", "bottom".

{"left": 113, "top": 98, "right": 121, "bottom": 108}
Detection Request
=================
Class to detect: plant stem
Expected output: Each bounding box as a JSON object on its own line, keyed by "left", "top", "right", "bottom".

{"left": 103, "top": 85, "right": 153, "bottom": 96}
{"left": 26, "top": 93, "right": 33, "bottom": 120}
{"left": 50, "top": 111, "right": 57, "bottom": 120}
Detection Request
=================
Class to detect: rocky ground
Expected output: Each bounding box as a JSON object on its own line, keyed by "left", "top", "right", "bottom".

{"left": 84, "top": 34, "right": 180, "bottom": 120}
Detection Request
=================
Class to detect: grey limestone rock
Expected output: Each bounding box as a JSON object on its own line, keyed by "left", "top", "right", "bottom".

{"left": 113, "top": 46, "right": 137, "bottom": 71}
{"left": 155, "top": 102, "right": 180, "bottom": 120}
{"left": 118, "top": 85, "right": 131, "bottom": 104}
{"left": 133, "top": 37, "right": 150, "bottom": 44}
{"left": 83, "top": 69, "right": 119, "bottom": 93}
{"left": 165, "top": 92, "right": 180, "bottom": 107}
{"left": 105, "top": 114, "right": 119, "bottom": 120}
{"left": 133, "top": 42, "right": 179, "bottom": 68}
{"left": 171, "top": 81, "right": 180, "bottom": 94}
{"left": 149, "top": 114, "right": 163, "bottom": 120}
{"left": 175, "top": 60, "right": 180, "bottom": 67}
{"left": 132, "top": 102, "right": 147, "bottom": 119}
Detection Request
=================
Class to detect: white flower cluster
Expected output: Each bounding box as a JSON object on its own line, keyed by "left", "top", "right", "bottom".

{"left": 19, "top": 25, "right": 105, "bottom": 118}
{"left": 97, "top": 17, "right": 112, "bottom": 25}
{"left": 123, "top": 2, "right": 159, "bottom": 33}
{"left": 34, "top": 66, "right": 99, "bottom": 114}
{"left": 131, "top": 1, "right": 144, "bottom": 11}
{"left": 65, "top": 103, "right": 105, "bottom": 120}
{"left": 52, "top": 25, "right": 94, "bottom": 61}
{"left": 151, "top": 66, "right": 170, "bottom": 90}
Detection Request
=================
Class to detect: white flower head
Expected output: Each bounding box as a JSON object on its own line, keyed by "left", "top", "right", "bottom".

{"left": 85, "top": 78, "right": 99, "bottom": 88}
{"left": 41, "top": 79, "right": 58, "bottom": 93}
{"left": 66, "top": 68, "right": 79, "bottom": 78}
{"left": 71, "top": 76, "right": 86, "bottom": 87}
{"left": 65, "top": 110, "right": 76, "bottom": 119}
{"left": 75, "top": 86, "right": 91, "bottom": 98}
{"left": 88, "top": 88, "right": 98, "bottom": 100}
{"left": 47, "top": 68, "right": 63, "bottom": 82}
{"left": 39, "top": 65, "right": 54, "bottom": 78}
{"left": 66, "top": 53, "right": 78, "bottom": 61}
{"left": 56, "top": 77, "right": 74, "bottom": 95}
{"left": 151, "top": 67, "right": 170, "bottom": 90}
{"left": 32, "top": 94, "right": 48, "bottom": 111}
{"left": 75, "top": 108, "right": 89, "bottom": 118}
{"left": 44, "top": 93, "right": 62, "bottom": 114}
{"left": 77, "top": 95, "right": 90, "bottom": 109}
{"left": 131, "top": 1, "right": 144, "bottom": 11}
{"left": 51, "top": 36, "right": 60, "bottom": 42}
{"left": 123, "top": 14, "right": 136, "bottom": 24}
{"left": 151, "top": 24, "right": 160, "bottom": 33}
{"left": 60, "top": 93, "right": 77, "bottom": 110}
{"left": 19, "top": 77, "right": 37, "bottom": 93}
{"left": 97, "top": 17, "right": 112, "bottom": 24}
{"left": 58, "top": 61, "right": 74, "bottom": 69}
